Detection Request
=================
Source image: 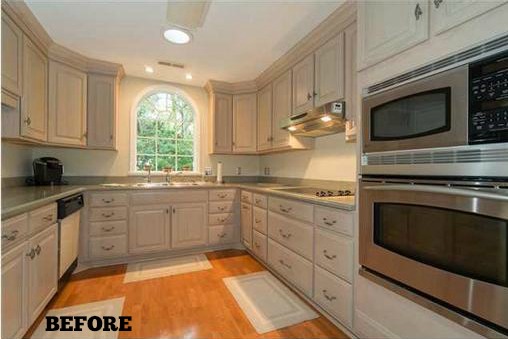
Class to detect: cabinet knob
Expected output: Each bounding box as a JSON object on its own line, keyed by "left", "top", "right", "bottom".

{"left": 414, "top": 3, "right": 423, "bottom": 20}
{"left": 26, "top": 248, "right": 36, "bottom": 260}
{"left": 307, "top": 93, "right": 312, "bottom": 101}
{"left": 24, "top": 117, "right": 31, "bottom": 126}
{"left": 35, "top": 244, "right": 41, "bottom": 256}
{"left": 433, "top": 0, "right": 443, "bottom": 8}
{"left": 2, "top": 230, "right": 19, "bottom": 241}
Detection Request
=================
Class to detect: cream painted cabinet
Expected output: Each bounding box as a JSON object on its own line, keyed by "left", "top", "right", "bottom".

{"left": 292, "top": 54, "right": 314, "bottom": 115}
{"left": 1, "top": 14, "right": 23, "bottom": 97}
{"left": 257, "top": 84, "right": 272, "bottom": 151}
{"left": 27, "top": 224, "right": 58, "bottom": 324}
{"left": 48, "top": 61, "right": 87, "bottom": 146}
{"left": 210, "top": 93, "right": 233, "bottom": 154}
{"left": 241, "top": 202, "right": 253, "bottom": 249}
{"left": 233, "top": 93, "right": 257, "bottom": 153}
{"left": 314, "top": 33, "right": 345, "bottom": 107}
{"left": 272, "top": 70, "right": 292, "bottom": 148}
{"left": 2, "top": 242, "right": 28, "bottom": 339}
{"left": 129, "top": 205, "right": 171, "bottom": 254}
{"left": 358, "top": 1, "right": 429, "bottom": 68}
{"left": 171, "top": 203, "right": 208, "bottom": 249}
{"left": 21, "top": 37, "right": 48, "bottom": 142}
{"left": 87, "top": 74, "right": 116, "bottom": 149}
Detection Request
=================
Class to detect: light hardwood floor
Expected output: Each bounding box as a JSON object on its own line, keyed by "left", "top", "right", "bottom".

{"left": 25, "top": 250, "right": 349, "bottom": 339}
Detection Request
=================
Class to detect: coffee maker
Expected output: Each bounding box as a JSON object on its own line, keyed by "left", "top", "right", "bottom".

{"left": 27, "top": 157, "right": 67, "bottom": 185}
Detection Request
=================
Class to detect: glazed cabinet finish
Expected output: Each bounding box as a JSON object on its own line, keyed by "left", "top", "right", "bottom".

{"left": 87, "top": 74, "right": 116, "bottom": 149}
{"left": 233, "top": 93, "right": 257, "bottom": 153}
{"left": 129, "top": 205, "right": 170, "bottom": 254}
{"left": 271, "top": 70, "right": 292, "bottom": 148}
{"left": 257, "top": 84, "right": 273, "bottom": 151}
{"left": 241, "top": 202, "right": 253, "bottom": 249}
{"left": 172, "top": 203, "right": 208, "bottom": 249}
{"left": 48, "top": 61, "right": 88, "bottom": 146}
{"left": 1, "top": 13, "right": 22, "bottom": 97}
{"left": 292, "top": 54, "right": 315, "bottom": 116}
{"left": 314, "top": 33, "right": 345, "bottom": 107}
{"left": 210, "top": 93, "right": 233, "bottom": 154}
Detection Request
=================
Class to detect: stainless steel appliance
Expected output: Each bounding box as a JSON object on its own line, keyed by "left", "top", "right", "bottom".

{"left": 359, "top": 177, "right": 508, "bottom": 334}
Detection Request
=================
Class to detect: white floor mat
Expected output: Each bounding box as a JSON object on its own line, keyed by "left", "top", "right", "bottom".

{"left": 223, "top": 271, "right": 318, "bottom": 334}
{"left": 32, "top": 297, "right": 125, "bottom": 339}
{"left": 123, "top": 254, "right": 212, "bottom": 283}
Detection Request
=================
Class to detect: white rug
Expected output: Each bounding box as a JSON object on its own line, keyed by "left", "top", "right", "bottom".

{"left": 223, "top": 271, "right": 318, "bottom": 334}
{"left": 123, "top": 254, "right": 213, "bottom": 283}
{"left": 32, "top": 297, "right": 125, "bottom": 339}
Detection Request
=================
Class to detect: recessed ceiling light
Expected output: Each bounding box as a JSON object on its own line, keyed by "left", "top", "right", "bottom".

{"left": 185, "top": 73, "right": 193, "bottom": 80}
{"left": 145, "top": 66, "right": 154, "bottom": 73}
{"left": 320, "top": 115, "right": 332, "bottom": 122}
{"left": 163, "top": 28, "right": 192, "bottom": 44}
{"left": 288, "top": 126, "right": 297, "bottom": 132}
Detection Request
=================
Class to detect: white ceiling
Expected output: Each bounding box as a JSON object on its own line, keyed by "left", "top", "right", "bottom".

{"left": 26, "top": 1, "right": 342, "bottom": 86}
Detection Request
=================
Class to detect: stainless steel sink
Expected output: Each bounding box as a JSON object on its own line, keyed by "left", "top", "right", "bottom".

{"left": 131, "top": 181, "right": 208, "bottom": 188}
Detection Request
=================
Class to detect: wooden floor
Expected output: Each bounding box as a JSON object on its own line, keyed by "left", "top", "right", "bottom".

{"left": 25, "top": 249, "right": 349, "bottom": 339}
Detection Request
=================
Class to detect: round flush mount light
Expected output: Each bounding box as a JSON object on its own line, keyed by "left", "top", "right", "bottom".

{"left": 163, "top": 28, "right": 192, "bottom": 45}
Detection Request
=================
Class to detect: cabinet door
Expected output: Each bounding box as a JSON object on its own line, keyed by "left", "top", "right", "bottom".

{"left": 358, "top": 1, "right": 429, "bottom": 68}
{"left": 233, "top": 93, "right": 257, "bottom": 153}
{"left": 257, "top": 84, "right": 272, "bottom": 151}
{"left": 87, "top": 74, "right": 116, "bottom": 149}
{"left": 212, "top": 93, "right": 233, "bottom": 153}
{"left": 21, "top": 37, "right": 48, "bottom": 142}
{"left": 1, "top": 14, "right": 22, "bottom": 97}
{"left": 431, "top": 0, "right": 506, "bottom": 36}
{"left": 292, "top": 54, "right": 314, "bottom": 116}
{"left": 314, "top": 33, "right": 345, "bottom": 107}
{"left": 129, "top": 205, "right": 170, "bottom": 254}
{"left": 2, "top": 242, "right": 28, "bottom": 339}
{"left": 28, "top": 224, "right": 58, "bottom": 324}
{"left": 48, "top": 61, "right": 87, "bottom": 146}
{"left": 171, "top": 203, "right": 207, "bottom": 249}
{"left": 272, "top": 70, "right": 292, "bottom": 148}
{"left": 240, "top": 202, "right": 252, "bottom": 249}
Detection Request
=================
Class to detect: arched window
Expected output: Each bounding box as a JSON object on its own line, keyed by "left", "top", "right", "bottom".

{"left": 134, "top": 91, "right": 196, "bottom": 172}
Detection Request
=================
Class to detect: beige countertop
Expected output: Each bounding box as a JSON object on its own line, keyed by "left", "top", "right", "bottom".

{"left": 2, "top": 182, "right": 355, "bottom": 220}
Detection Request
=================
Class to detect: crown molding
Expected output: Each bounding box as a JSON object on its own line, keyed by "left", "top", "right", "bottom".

{"left": 205, "top": 79, "right": 258, "bottom": 95}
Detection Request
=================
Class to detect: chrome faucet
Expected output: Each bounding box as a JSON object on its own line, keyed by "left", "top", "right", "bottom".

{"left": 163, "top": 166, "right": 172, "bottom": 184}
{"left": 143, "top": 163, "right": 152, "bottom": 183}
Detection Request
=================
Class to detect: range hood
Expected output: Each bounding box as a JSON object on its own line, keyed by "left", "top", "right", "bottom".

{"left": 280, "top": 101, "right": 346, "bottom": 137}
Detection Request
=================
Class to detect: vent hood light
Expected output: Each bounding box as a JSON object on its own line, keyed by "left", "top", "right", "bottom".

{"left": 288, "top": 126, "right": 297, "bottom": 132}
{"left": 144, "top": 66, "right": 154, "bottom": 73}
{"left": 163, "top": 28, "right": 192, "bottom": 44}
{"left": 185, "top": 73, "right": 193, "bottom": 80}
{"left": 320, "top": 115, "right": 332, "bottom": 122}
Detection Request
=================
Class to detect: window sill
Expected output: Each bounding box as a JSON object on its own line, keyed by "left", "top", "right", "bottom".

{"left": 128, "top": 171, "right": 203, "bottom": 177}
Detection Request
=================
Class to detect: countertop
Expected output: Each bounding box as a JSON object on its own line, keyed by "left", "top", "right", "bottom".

{"left": 2, "top": 182, "right": 355, "bottom": 220}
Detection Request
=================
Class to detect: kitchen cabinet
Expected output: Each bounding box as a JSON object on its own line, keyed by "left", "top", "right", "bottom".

{"left": 257, "top": 84, "right": 272, "bottom": 151}
{"left": 129, "top": 205, "right": 171, "bottom": 254}
{"left": 210, "top": 92, "right": 233, "bottom": 154}
{"left": 241, "top": 202, "right": 253, "bottom": 249}
{"left": 233, "top": 93, "right": 257, "bottom": 153}
{"left": 2, "top": 242, "right": 28, "bottom": 339}
{"left": 87, "top": 74, "right": 117, "bottom": 149}
{"left": 171, "top": 203, "right": 208, "bottom": 249}
{"left": 21, "top": 36, "right": 48, "bottom": 142}
{"left": 48, "top": 61, "right": 87, "bottom": 146}
{"left": 358, "top": 1, "right": 429, "bottom": 68}
{"left": 27, "top": 224, "right": 58, "bottom": 324}
{"left": 314, "top": 33, "right": 345, "bottom": 107}
{"left": 271, "top": 71, "right": 292, "bottom": 148}
{"left": 1, "top": 13, "right": 22, "bottom": 98}
{"left": 292, "top": 54, "right": 314, "bottom": 115}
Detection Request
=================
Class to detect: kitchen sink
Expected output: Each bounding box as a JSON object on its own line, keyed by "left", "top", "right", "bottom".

{"left": 131, "top": 181, "right": 208, "bottom": 188}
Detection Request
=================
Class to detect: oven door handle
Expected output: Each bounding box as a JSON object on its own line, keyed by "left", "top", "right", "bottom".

{"left": 362, "top": 184, "right": 508, "bottom": 202}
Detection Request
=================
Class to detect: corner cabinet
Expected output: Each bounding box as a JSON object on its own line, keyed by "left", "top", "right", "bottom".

{"left": 87, "top": 74, "right": 117, "bottom": 149}
{"left": 129, "top": 205, "right": 171, "bottom": 254}
{"left": 209, "top": 92, "right": 233, "bottom": 154}
{"left": 272, "top": 70, "right": 293, "bottom": 148}
{"left": 233, "top": 93, "right": 257, "bottom": 153}
{"left": 171, "top": 203, "right": 208, "bottom": 249}
{"left": 257, "top": 84, "right": 273, "bottom": 151}
{"left": 1, "top": 14, "right": 23, "bottom": 98}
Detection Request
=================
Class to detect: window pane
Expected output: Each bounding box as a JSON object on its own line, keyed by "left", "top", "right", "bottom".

{"left": 157, "top": 139, "right": 176, "bottom": 155}
{"left": 181, "top": 122, "right": 193, "bottom": 139}
{"left": 157, "top": 120, "right": 176, "bottom": 138}
{"left": 137, "top": 137, "right": 156, "bottom": 155}
{"left": 156, "top": 156, "right": 175, "bottom": 171}
{"left": 137, "top": 118, "right": 156, "bottom": 137}
{"left": 177, "top": 157, "right": 194, "bottom": 171}
{"left": 136, "top": 155, "right": 155, "bottom": 171}
{"left": 177, "top": 139, "right": 193, "bottom": 155}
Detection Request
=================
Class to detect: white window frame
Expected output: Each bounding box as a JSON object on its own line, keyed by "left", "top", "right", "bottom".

{"left": 129, "top": 85, "right": 201, "bottom": 175}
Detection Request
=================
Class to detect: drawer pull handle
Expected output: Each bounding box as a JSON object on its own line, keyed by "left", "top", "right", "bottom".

{"left": 241, "top": 205, "right": 249, "bottom": 210}
{"left": 217, "top": 232, "right": 227, "bottom": 238}
{"left": 43, "top": 214, "right": 54, "bottom": 221}
{"left": 279, "top": 229, "right": 292, "bottom": 239}
{"left": 322, "top": 289, "right": 337, "bottom": 301}
{"left": 102, "top": 198, "right": 115, "bottom": 203}
{"left": 218, "top": 217, "right": 226, "bottom": 223}
{"left": 2, "top": 230, "right": 19, "bottom": 241}
{"left": 102, "top": 212, "right": 115, "bottom": 218}
{"left": 322, "top": 217, "right": 337, "bottom": 226}
{"left": 102, "top": 226, "right": 115, "bottom": 232}
{"left": 255, "top": 218, "right": 261, "bottom": 224}
{"left": 254, "top": 242, "right": 260, "bottom": 248}
{"left": 101, "top": 245, "right": 115, "bottom": 251}
{"left": 218, "top": 193, "right": 227, "bottom": 199}
{"left": 26, "top": 248, "right": 36, "bottom": 260}
{"left": 255, "top": 199, "right": 262, "bottom": 204}
{"left": 279, "top": 205, "right": 292, "bottom": 213}
{"left": 219, "top": 206, "right": 228, "bottom": 211}
{"left": 279, "top": 259, "right": 292, "bottom": 269}
{"left": 323, "top": 250, "right": 337, "bottom": 260}
{"left": 35, "top": 244, "right": 41, "bottom": 256}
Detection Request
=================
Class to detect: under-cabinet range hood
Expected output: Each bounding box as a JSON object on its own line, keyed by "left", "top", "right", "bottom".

{"left": 280, "top": 101, "right": 346, "bottom": 137}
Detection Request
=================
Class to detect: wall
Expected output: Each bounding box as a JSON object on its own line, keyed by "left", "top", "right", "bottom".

{"left": 1, "top": 142, "right": 34, "bottom": 178}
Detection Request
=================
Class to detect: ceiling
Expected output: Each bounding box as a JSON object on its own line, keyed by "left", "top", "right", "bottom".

{"left": 26, "top": 1, "right": 342, "bottom": 87}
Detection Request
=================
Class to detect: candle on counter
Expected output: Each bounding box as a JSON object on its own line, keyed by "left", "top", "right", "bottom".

{"left": 217, "top": 162, "right": 223, "bottom": 184}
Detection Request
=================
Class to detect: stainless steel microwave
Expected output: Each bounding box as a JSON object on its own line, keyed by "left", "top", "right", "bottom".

{"left": 362, "top": 50, "right": 508, "bottom": 153}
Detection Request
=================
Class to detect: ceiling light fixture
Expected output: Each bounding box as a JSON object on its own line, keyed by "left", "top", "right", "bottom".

{"left": 163, "top": 28, "right": 192, "bottom": 44}
{"left": 320, "top": 115, "right": 332, "bottom": 122}
{"left": 185, "top": 73, "right": 193, "bottom": 80}
{"left": 144, "top": 66, "right": 154, "bottom": 73}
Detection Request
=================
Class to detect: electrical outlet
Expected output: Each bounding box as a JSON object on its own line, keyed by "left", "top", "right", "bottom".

{"left": 204, "top": 167, "right": 212, "bottom": 176}
{"left": 264, "top": 167, "right": 270, "bottom": 176}
{"left": 236, "top": 167, "right": 242, "bottom": 175}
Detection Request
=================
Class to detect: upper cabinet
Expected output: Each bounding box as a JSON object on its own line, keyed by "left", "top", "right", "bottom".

{"left": 209, "top": 92, "right": 233, "bottom": 154}
{"left": 1, "top": 14, "right": 22, "bottom": 98}
{"left": 87, "top": 74, "right": 117, "bottom": 149}
{"left": 48, "top": 61, "right": 87, "bottom": 146}
{"left": 257, "top": 84, "right": 272, "bottom": 151}
{"left": 292, "top": 54, "right": 315, "bottom": 116}
{"left": 314, "top": 33, "right": 345, "bottom": 107}
{"left": 233, "top": 93, "right": 257, "bottom": 153}
{"left": 358, "top": 1, "right": 429, "bottom": 69}
{"left": 271, "top": 71, "right": 292, "bottom": 149}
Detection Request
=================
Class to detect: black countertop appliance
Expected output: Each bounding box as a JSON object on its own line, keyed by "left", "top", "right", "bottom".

{"left": 29, "top": 157, "right": 67, "bottom": 185}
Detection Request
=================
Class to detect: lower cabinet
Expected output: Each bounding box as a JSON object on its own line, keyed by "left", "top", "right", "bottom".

{"left": 209, "top": 225, "right": 236, "bottom": 245}
{"left": 252, "top": 230, "right": 267, "bottom": 262}
{"left": 171, "top": 203, "right": 208, "bottom": 249}
{"left": 314, "top": 266, "right": 352, "bottom": 328}
{"left": 240, "top": 202, "right": 252, "bottom": 249}
{"left": 129, "top": 205, "right": 171, "bottom": 254}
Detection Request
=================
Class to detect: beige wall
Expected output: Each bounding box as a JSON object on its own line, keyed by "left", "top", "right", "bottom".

{"left": 1, "top": 143, "right": 34, "bottom": 178}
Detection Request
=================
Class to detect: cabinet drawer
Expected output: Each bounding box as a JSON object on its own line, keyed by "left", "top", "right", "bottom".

{"left": 209, "top": 201, "right": 235, "bottom": 214}
{"left": 252, "top": 230, "right": 267, "bottom": 262}
{"left": 130, "top": 190, "right": 207, "bottom": 205}
{"left": 267, "top": 239, "right": 313, "bottom": 297}
{"left": 89, "top": 220, "right": 127, "bottom": 237}
{"left": 209, "top": 189, "right": 237, "bottom": 201}
{"left": 253, "top": 193, "right": 267, "bottom": 209}
{"left": 241, "top": 190, "right": 252, "bottom": 204}
{"left": 208, "top": 213, "right": 235, "bottom": 225}
{"left": 2, "top": 213, "right": 28, "bottom": 249}
{"left": 315, "top": 206, "right": 353, "bottom": 236}
{"left": 89, "top": 207, "right": 127, "bottom": 222}
{"left": 315, "top": 228, "right": 353, "bottom": 283}
{"left": 269, "top": 197, "right": 313, "bottom": 223}
{"left": 89, "top": 192, "right": 128, "bottom": 207}
{"left": 253, "top": 207, "right": 267, "bottom": 234}
{"left": 29, "top": 203, "right": 57, "bottom": 234}
{"left": 209, "top": 225, "right": 236, "bottom": 245}
{"left": 314, "top": 266, "right": 352, "bottom": 327}
{"left": 268, "top": 211, "right": 313, "bottom": 260}
{"left": 89, "top": 235, "right": 127, "bottom": 259}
